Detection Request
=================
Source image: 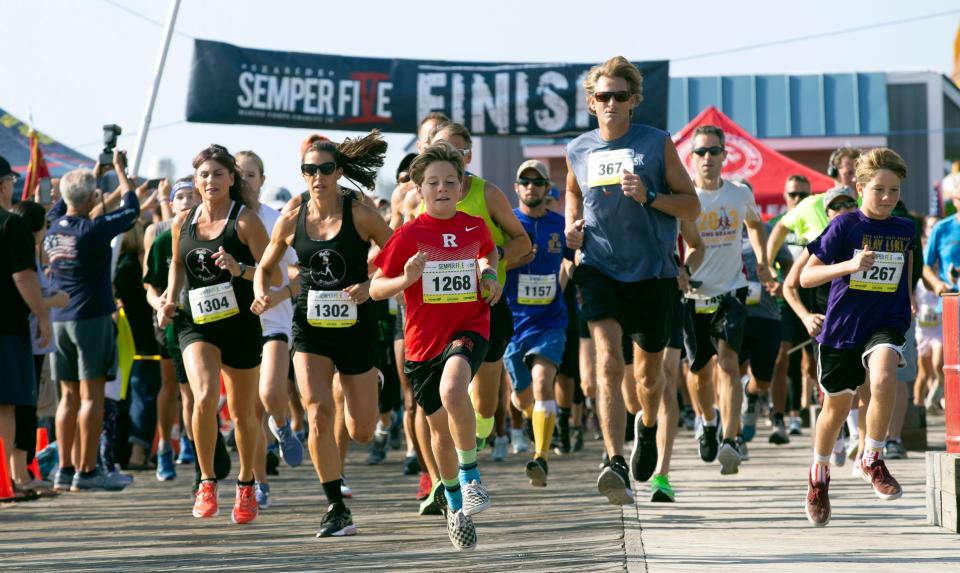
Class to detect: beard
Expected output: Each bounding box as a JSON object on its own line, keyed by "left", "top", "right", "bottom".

{"left": 521, "top": 195, "right": 544, "bottom": 208}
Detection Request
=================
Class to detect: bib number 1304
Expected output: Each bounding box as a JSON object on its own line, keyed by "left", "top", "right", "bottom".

{"left": 188, "top": 283, "right": 239, "bottom": 324}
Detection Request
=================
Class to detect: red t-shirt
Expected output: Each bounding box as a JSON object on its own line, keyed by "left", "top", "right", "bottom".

{"left": 374, "top": 211, "right": 495, "bottom": 362}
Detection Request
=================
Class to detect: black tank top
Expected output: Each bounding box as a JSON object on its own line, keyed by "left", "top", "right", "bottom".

{"left": 293, "top": 193, "right": 374, "bottom": 332}
{"left": 179, "top": 201, "right": 256, "bottom": 323}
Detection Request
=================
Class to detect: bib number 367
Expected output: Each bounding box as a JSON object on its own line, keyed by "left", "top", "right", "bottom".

{"left": 587, "top": 149, "right": 635, "bottom": 188}
{"left": 188, "top": 283, "right": 239, "bottom": 324}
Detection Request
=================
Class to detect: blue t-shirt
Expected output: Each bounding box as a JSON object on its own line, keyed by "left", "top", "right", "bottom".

{"left": 43, "top": 191, "right": 140, "bottom": 321}
{"left": 566, "top": 123, "right": 678, "bottom": 282}
{"left": 505, "top": 209, "right": 571, "bottom": 341}
{"left": 808, "top": 210, "right": 914, "bottom": 349}
{"left": 924, "top": 215, "right": 960, "bottom": 289}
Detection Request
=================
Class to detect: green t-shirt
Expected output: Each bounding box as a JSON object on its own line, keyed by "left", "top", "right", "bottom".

{"left": 142, "top": 228, "right": 179, "bottom": 352}
{"left": 778, "top": 194, "right": 829, "bottom": 245}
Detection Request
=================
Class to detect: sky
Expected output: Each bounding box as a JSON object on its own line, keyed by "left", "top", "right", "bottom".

{"left": 3, "top": 0, "right": 959, "bottom": 196}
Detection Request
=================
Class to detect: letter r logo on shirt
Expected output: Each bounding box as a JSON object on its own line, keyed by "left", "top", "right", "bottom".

{"left": 442, "top": 234, "right": 458, "bottom": 248}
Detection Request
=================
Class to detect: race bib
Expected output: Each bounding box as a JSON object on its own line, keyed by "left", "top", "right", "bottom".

{"left": 518, "top": 274, "right": 556, "bottom": 305}
{"left": 849, "top": 251, "right": 904, "bottom": 293}
{"left": 188, "top": 283, "right": 239, "bottom": 324}
{"left": 423, "top": 259, "right": 477, "bottom": 304}
{"left": 746, "top": 281, "right": 763, "bottom": 305}
{"left": 918, "top": 304, "right": 940, "bottom": 328}
{"left": 689, "top": 295, "right": 722, "bottom": 314}
{"left": 587, "top": 149, "right": 635, "bottom": 188}
{"left": 307, "top": 290, "right": 358, "bottom": 328}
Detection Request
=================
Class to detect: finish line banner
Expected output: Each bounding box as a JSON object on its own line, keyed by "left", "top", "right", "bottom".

{"left": 186, "top": 39, "right": 669, "bottom": 136}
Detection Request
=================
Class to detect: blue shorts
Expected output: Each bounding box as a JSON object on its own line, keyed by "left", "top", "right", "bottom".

{"left": 504, "top": 329, "right": 566, "bottom": 394}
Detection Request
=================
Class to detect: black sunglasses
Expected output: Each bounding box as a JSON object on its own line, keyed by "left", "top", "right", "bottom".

{"left": 593, "top": 91, "right": 632, "bottom": 103}
{"left": 692, "top": 146, "right": 724, "bottom": 157}
{"left": 301, "top": 162, "right": 337, "bottom": 177}
{"left": 517, "top": 176, "right": 548, "bottom": 187}
{"left": 828, "top": 199, "right": 857, "bottom": 211}
{"left": 787, "top": 192, "right": 810, "bottom": 199}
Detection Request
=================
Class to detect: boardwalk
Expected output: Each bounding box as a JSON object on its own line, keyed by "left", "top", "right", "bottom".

{"left": 2, "top": 419, "right": 958, "bottom": 572}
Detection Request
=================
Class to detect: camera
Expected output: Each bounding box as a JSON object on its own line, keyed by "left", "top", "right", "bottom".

{"left": 99, "top": 124, "right": 122, "bottom": 165}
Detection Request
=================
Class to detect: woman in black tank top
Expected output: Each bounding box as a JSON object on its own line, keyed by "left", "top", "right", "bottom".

{"left": 158, "top": 144, "right": 271, "bottom": 524}
{"left": 252, "top": 131, "right": 391, "bottom": 537}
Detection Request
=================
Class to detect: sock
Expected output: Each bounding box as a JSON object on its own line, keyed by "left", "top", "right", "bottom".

{"left": 442, "top": 476, "right": 462, "bottom": 511}
{"left": 863, "top": 437, "right": 884, "bottom": 466}
{"left": 810, "top": 453, "right": 831, "bottom": 484}
{"left": 457, "top": 447, "right": 480, "bottom": 485}
{"left": 558, "top": 406, "right": 571, "bottom": 435}
{"left": 702, "top": 414, "right": 718, "bottom": 427}
{"left": 60, "top": 465, "right": 76, "bottom": 474}
{"left": 237, "top": 478, "right": 255, "bottom": 488}
{"left": 80, "top": 468, "right": 97, "bottom": 478}
{"left": 321, "top": 479, "right": 344, "bottom": 505}
{"left": 522, "top": 405, "right": 534, "bottom": 419}
{"left": 847, "top": 409, "right": 860, "bottom": 440}
{"left": 158, "top": 439, "right": 171, "bottom": 454}
{"left": 475, "top": 414, "right": 494, "bottom": 441}
{"left": 532, "top": 400, "right": 557, "bottom": 459}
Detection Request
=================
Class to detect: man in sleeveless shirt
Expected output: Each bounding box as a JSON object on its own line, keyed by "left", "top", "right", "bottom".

{"left": 565, "top": 56, "right": 700, "bottom": 506}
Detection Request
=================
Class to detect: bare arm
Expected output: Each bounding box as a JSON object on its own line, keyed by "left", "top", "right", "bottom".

{"left": 159, "top": 212, "right": 188, "bottom": 327}
{"left": 800, "top": 249, "right": 872, "bottom": 289}
{"left": 766, "top": 222, "right": 789, "bottom": 268}
{"left": 564, "top": 155, "right": 585, "bottom": 250}
{"left": 679, "top": 220, "right": 705, "bottom": 273}
{"left": 656, "top": 138, "right": 701, "bottom": 221}
{"left": 923, "top": 263, "right": 952, "bottom": 295}
{"left": 251, "top": 211, "right": 297, "bottom": 314}
{"left": 13, "top": 269, "right": 51, "bottom": 347}
{"left": 744, "top": 215, "right": 773, "bottom": 282}
{"left": 783, "top": 250, "right": 824, "bottom": 336}
{"left": 142, "top": 223, "right": 157, "bottom": 278}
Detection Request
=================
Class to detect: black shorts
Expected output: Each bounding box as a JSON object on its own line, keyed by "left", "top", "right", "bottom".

{"left": 484, "top": 296, "right": 514, "bottom": 362}
{"left": 579, "top": 318, "right": 635, "bottom": 365}
{"left": 558, "top": 325, "right": 580, "bottom": 379}
{"left": 779, "top": 303, "right": 810, "bottom": 346}
{"left": 293, "top": 328, "right": 377, "bottom": 376}
{"left": 177, "top": 312, "right": 262, "bottom": 370}
{"left": 738, "top": 317, "right": 782, "bottom": 382}
{"left": 377, "top": 333, "right": 402, "bottom": 414}
{"left": 682, "top": 289, "right": 747, "bottom": 372}
{"left": 667, "top": 286, "right": 685, "bottom": 350}
{"left": 573, "top": 264, "right": 674, "bottom": 353}
{"left": 404, "top": 331, "right": 488, "bottom": 416}
{"left": 170, "top": 348, "right": 188, "bottom": 384}
{"left": 817, "top": 329, "right": 906, "bottom": 396}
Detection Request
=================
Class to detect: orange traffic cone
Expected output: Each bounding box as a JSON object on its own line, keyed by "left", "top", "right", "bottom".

{"left": 29, "top": 428, "right": 49, "bottom": 480}
{"left": 0, "top": 438, "right": 15, "bottom": 501}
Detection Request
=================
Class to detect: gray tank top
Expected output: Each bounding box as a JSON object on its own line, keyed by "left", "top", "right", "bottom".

{"left": 566, "top": 123, "right": 678, "bottom": 281}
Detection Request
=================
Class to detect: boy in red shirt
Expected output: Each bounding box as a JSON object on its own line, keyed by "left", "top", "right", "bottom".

{"left": 371, "top": 142, "right": 501, "bottom": 551}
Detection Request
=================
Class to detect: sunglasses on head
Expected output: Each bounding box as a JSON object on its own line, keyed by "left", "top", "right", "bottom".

{"left": 828, "top": 199, "right": 857, "bottom": 211}
{"left": 787, "top": 192, "right": 810, "bottom": 199}
{"left": 301, "top": 162, "right": 337, "bottom": 177}
{"left": 593, "top": 91, "right": 632, "bottom": 103}
{"left": 692, "top": 146, "right": 724, "bottom": 157}
{"left": 517, "top": 176, "right": 548, "bottom": 187}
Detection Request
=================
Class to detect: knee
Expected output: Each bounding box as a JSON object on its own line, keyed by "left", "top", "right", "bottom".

{"left": 348, "top": 421, "right": 375, "bottom": 444}
{"left": 306, "top": 403, "right": 333, "bottom": 435}
{"left": 597, "top": 355, "right": 625, "bottom": 383}
{"left": 439, "top": 382, "right": 466, "bottom": 411}
{"left": 430, "top": 427, "right": 454, "bottom": 451}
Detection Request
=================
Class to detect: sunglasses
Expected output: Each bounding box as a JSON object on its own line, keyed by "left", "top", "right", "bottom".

{"left": 828, "top": 199, "right": 857, "bottom": 211}
{"left": 692, "top": 146, "right": 724, "bottom": 157}
{"left": 517, "top": 176, "right": 548, "bottom": 187}
{"left": 787, "top": 192, "right": 810, "bottom": 199}
{"left": 593, "top": 91, "right": 632, "bottom": 103}
{"left": 301, "top": 162, "right": 337, "bottom": 177}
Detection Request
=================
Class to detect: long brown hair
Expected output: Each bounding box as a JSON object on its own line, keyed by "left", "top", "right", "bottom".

{"left": 303, "top": 130, "right": 387, "bottom": 191}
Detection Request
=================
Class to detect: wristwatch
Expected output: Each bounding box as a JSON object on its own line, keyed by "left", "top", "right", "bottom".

{"left": 645, "top": 188, "right": 657, "bottom": 206}
{"left": 237, "top": 262, "right": 247, "bottom": 277}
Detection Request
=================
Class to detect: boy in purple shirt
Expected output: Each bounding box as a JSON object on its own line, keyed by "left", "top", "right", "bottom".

{"left": 799, "top": 148, "right": 912, "bottom": 527}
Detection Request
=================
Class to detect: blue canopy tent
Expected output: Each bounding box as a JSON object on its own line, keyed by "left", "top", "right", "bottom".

{"left": 0, "top": 106, "right": 93, "bottom": 177}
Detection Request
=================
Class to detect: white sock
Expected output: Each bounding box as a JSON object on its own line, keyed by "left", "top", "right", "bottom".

{"left": 847, "top": 409, "right": 860, "bottom": 439}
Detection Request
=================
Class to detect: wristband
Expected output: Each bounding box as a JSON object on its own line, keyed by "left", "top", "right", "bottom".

{"left": 481, "top": 269, "right": 498, "bottom": 281}
{"left": 645, "top": 188, "right": 657, "bottom": 206}
{"left": 496, "top": 246, "right": 504, "bottom": 259}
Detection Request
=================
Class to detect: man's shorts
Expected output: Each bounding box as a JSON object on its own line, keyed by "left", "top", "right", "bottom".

{"left": 579, "top": 318, "right": 635, "bottom": 365}
{"left": 558, "top": 323, "right": 580, "bottom": 380}
{"left": 0, "top": 334, "right": 37, "bottom": 406}
{"left": 917, "top": 321, "right": 943, "bottom": 356}
{"left": 404, "top": 331, "right": 488, "bottom": 416}
{"left": 574, "top": 264, "right": 674, "bottom": 353}
{"left": 779, "top": 302, "right": 810, "bottom": 346}
{"left": 484, "top": 297, "right": 514, "bottom": 363}
{"left": 53, "top": 315, "right": 118, "bottom": 382}
{"left": 504, "top": 329, "right": 566, "bottom": 394}
{"left": 667, "top": 286, "right": 685, "bottom": 350}
{"left": 817, "top": 328, "right": 906, "bottom": 396}
{"left": 682, "top": 289, "right": 747, "bottom": 372}
{"left": 738, "top": 317, "right": 782, "bottom": 382}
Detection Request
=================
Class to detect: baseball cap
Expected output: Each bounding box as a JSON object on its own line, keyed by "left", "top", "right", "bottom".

{"left": 261, "top": 186, "right": 293, "bottom": 211}
{"left": 0, "top": 155, "right": 15, "bottom": 178}
{"left": 822, "top": 185, "right": 857, "bottom": 211}
{"left": 516, "top": 159, "right": 549, "bottom": 182}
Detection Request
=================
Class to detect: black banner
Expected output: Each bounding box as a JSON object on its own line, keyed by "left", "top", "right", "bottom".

{"left": 186, "top": 39, "right": 669, "bottom": 136}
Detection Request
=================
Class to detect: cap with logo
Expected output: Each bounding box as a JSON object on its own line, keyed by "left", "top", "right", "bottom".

{"left": 822, "top": 185, "right": 857, "bottom": 211}
{"left": 516, "top": 159, "right": 550, "bottom": 182}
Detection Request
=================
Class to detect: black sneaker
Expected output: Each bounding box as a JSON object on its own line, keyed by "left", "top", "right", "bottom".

{"left": 446, "top": 509, "right": 477, "bottom": 551}
{"left": 572, "top": 427, "right": 584, "bottom": 452}
{"left": 316, "top": 502, "right": 357, "bottom": 537}
{"left": 630, "top": 417, "right": 658, "bottom": 483}
{"left": 402, "top": 455, "right": 421, "bottom": 476}
{"left": 597, "top": 456, "right": 634, "bottom": 506}
{"left": 266, "top": 449, "right": 280, "bottom": 476}
{"left": 699, "top": 425, "right": 719, "bottom": 463}
{"left": 525, "top": 457, "right": 548, "bottom": 487}
{"left": 769, "top": 414, "right": 790, "bottom": 445}
{"left": 214, "top": 431, "right": 231, "bottom": 481}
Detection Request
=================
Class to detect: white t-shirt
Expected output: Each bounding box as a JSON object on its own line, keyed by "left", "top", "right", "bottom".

{"left": 257, "top": 204, "right": 298, "bottom": 337}
{"left": 687, "top": 180, "right": 760, "bottom": 298}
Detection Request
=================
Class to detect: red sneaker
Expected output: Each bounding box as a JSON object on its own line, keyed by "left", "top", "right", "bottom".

{"left": 805, "top": 475, "right": 831, "bottom": 527}
{"left": 193, "top": 481, "right": 219, "bottom": 518}
{"left": 232, "top": 484, "right": 259, "bottom": 524}
{"left": 416, "top": 472, "right": 432, "bottom": 501}
{"left": 862, "top": 459, "right": 902, "bottom": 501}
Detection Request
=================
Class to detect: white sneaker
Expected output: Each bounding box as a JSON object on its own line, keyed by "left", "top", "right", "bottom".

{"left": 831, "top": 438, "right": 846, "bottom": 467}
{"left": 510, "top": 429, "right": 529, "bottom": 454}
{"left": 491, "top": 435, "right": 509, "bottom": 461}
{"left": 787, "top": 417, "right": 802, "bottom": 436}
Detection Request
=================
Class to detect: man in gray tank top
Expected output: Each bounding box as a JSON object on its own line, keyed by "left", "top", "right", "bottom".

{"left": 565, "top": 56, "right": 700, "bottom": 506}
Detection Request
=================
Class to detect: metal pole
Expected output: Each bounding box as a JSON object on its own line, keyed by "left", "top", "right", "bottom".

{"left": 129, "top": 0, "right": 181, "bottom": 177}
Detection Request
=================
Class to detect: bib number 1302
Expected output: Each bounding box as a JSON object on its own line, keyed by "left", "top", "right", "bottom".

{"left": 307, "top": 290, "right": 358, "bottom": 328}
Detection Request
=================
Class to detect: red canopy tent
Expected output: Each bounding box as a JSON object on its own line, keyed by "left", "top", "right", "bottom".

{"left": 673, "top": 106, "right": 836, "bottom": 218}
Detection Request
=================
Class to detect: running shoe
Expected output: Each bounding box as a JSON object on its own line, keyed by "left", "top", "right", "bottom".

{"left": 446, "top": 509, "right": 477, "bottom": 551}
{"left": 193, "top": 480, "right": 219, "bottom": 518}
{"left": 699, "top": 425, "right": 720, "bottom": 463}
{"left": 71, "top": 466, "right": 129, "bottom": 491}
{"left": 510, "top": 428, "right": 529, "bottom": 454}
{"left": 340, "top": 476, "right": 353, "bottom": 499}
{"left": 232, "top": 484, "right": 258, "bottom": 524}
{"left": 846, "top": 440, "right": 859, "bottom": 461}
{"left": 769, "top": 415, "right": 790, "bottom": 445}
{"left": 176, "top": 435, "right": 194, "bottom": 465}
{"left": 788, "top": 416, "right": 802, "bottom": 436}
{"left": 555, "top": 421, "right": 570, "bottom": 455}
{"left": 681, "top": 408, "right": 696, "bottom": 431}
{"left": 599, "top": 451, "right": 610, "bottom": 470}
{"left": 255, "top": 482, "right": 272, "bottom": 509}
{"left": 718, "top": 439, "right": 741, "bottom": 475}
{"left": 389, "top": 420, "right": 403, "bottom": 451}
{"left": 269, "top": 416, "right": 305, "bottom": 468}
{"left": 650, "top": 474, "right": 675, "bottom": 503}
{"left": 416, "top": 472, "right": 432, "bottom": 501}
{"left": 36, "top": 442, "right": 59, "bottom": 479}
{"left": 852, "top": 456, "right": 866, "bottom": 479}
{"left": 107, "top": 467, "right": 135, "bottom": 486}
{"left": 53, "top": 467, "right": 75, "bottom": 492}
{"left": 266, "top": 448, "right": 280, "bottom": 476}
{"left": 317, "top": 502, "right": 357, "bottom": 537}
{"left": 214, "top": 432, "right": 231, "bottom": 480}
{"left": 367, "top": 430, "right": 388, "bottom": 465}
{"left": 571, "top": 427, "right": 584, "bottom": 452}
{"left": 419, "top": 481, "right": 444, "bottom": 516}
{"left": 883, "top": 440, "right": 907, "bottom": 460}
{"left": 597, "top": 456, "right": 633, "bottom": 506}
{"left": 462, "top": 480, "right": 491, "bottom": 516}
{"left": 861, "top": 459, "right": 903, "bottom": 500}
{"left": 225, "top": 427, "right": 237, "bottom": 451}
{"left": 693, "top": 415, "right": 704, "bottom": 440}
{"left": 491, "top": 435, "right": 509, "bottom": 461}
{"left": 403, "top": 455, "right": 421, "bottom": 476}
{"left": 735, "top": 435, "right": 750, "bottom": 461}
{"left": 630, "top": 417, "right": 658, "bottom": 483}
{"left": 831, "top": 438, "right": 847, "bottom": 467}
{"left": 525, "top": 457, "right": 548, "bottom": 487}
{"left": 741, "top": 395, "right": 758, "bottom": 442}
{"left": 157, "top": 449, "right": 176, "bottom": 482}
{"left": 805, "top": 475, "right": 831, "bottom": 527}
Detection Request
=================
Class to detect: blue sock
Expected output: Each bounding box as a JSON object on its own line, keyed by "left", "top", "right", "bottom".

{"left": 442, "top": 477, "right": 462, "bottom": 511}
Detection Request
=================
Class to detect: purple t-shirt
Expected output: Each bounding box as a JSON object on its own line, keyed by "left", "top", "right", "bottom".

{"left": 808, "top": 210, "right": 914, "bottom": 349}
